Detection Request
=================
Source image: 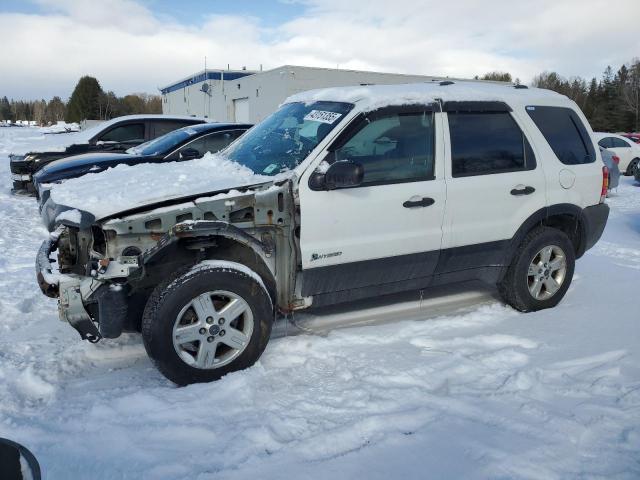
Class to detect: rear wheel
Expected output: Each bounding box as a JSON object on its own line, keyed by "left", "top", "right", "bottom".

{"left": 142, "top": 262, "right": 273, "bottom": 385}
{"left": 498, "top": 227, "right": 575, "bottom": 312}
{"left": 627, "top": 158, "right": 640, "bottom": 176}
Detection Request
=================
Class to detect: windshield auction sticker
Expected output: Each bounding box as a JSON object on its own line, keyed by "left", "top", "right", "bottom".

{"left": 303, "top": 110, "right": 342, "bottom": 124}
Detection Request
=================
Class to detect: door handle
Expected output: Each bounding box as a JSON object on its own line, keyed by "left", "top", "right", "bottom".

{"left": 510, "top": 186, "right": 535, "bottom": 196}
{"left": 403, "top": 197, "right": 435, "bottom": 208}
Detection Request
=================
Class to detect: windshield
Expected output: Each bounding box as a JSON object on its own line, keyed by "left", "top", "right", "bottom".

{"left": 222, "top": 101, "right": 353, "bottom": 175}
{"left": 126, "top": 127, "right": 197, "bottom": 156}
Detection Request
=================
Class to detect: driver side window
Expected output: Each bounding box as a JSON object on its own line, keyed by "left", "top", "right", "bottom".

{"left": 329, "top": 109, "right": 435, "bottom": 186}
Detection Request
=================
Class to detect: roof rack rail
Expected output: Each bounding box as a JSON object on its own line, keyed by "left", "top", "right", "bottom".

{"left": 439, "top": 80, "right": 454, "bottom": 86}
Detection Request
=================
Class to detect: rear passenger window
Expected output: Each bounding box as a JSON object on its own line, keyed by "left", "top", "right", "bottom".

{"left": 448, "top": 112, "right": 535, "bottom": 177}
{"left": 598, "top": 138, "right": 613, "bottom": 149}
{"left": 526, "top": 106, "right": 595, "bottom": 165}
{"left": 331, "top": 109, "right": 435, "bottom": 186}
{"left": 611, "top": 137, "right": 631, "bottom": 148}
{"left": 153, "top": 121, "right": 195, "bottom": 138}
{"left": 99, "top": 123, "right": 145, "bottom": 143}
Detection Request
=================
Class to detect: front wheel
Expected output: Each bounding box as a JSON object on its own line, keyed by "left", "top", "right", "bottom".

{"left": 142, "top": 262, "right": 273, "bottom": 385}
{"left": 498, "top": 227, "right": 575, "bottom": 312}
{"left": 627, "top": 158, "right": 640, "bottom": 176}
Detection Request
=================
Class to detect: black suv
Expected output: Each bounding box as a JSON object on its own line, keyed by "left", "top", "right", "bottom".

{"left": 10, "top": 115, "right": 207, "bottom": 193}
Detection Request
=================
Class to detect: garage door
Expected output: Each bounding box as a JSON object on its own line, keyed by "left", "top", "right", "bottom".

{"left": 233, "top": 98, "right": 249, "bottom": 123}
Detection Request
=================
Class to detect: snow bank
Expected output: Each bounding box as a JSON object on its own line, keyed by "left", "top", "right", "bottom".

{"left": 49, "top": 153, "right": 272, "bottom": 219}
{"left": 40, "top": 122, "right": 80, "bottom": 134}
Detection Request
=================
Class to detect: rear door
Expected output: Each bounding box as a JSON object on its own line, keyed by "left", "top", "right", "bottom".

{"left": 441, "top": 102, "right": 545, "bottom": 270}
{"left": 298, "top": 105, "right": 446, "bottom": 297}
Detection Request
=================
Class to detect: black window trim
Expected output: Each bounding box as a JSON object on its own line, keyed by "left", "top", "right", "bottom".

{"left": 320, "top": 103, "right": 438, "bottom": 189}
{"left": 447, "top": 110, "right": 537, "bottom": 178}
{"left": 442, "top": 100, "right": 512, "bottom": 113}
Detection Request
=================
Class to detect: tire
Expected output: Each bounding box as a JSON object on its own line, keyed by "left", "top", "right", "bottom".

{"left": 634, "top": 162, "right": 640, "bottom": 182}
{"left": 498, "top": 226, "right": 575, "bottom": 312}
{"left": 627, "top": 158, "right": 640, "bottom": 176}
{"left": 142, "top": 262, "right": 273, "bottom": 385}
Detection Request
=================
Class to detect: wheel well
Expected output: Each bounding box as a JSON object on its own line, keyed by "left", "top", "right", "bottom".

{"left": 140, "top": 235, "right": 277, "bottom": 312}
{"left": 541, "top": 213, "right": 584, "bottom": 258}
{"left": 201, "top": 237, "right": 277, "bottom": 307}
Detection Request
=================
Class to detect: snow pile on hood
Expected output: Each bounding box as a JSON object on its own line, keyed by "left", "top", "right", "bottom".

{"left": 49, "top": 153, "right": 272, "bottom": 219}
{"left": 285, "top": 81, "right": 567, "bottom": 112}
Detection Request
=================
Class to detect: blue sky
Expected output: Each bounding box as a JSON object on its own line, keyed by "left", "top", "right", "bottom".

{"left": 0, "top": 0, "right": 307, "bottom": 27}
{"left": 0, "top": 0, "right": 638, "bottom": 100}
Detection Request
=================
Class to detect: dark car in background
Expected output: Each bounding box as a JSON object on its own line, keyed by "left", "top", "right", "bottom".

{"left": 10, "top": 114, "right": 208, "bottom": 193}
{"left": 34, "top": 122, "right": 252, "bottom": 207}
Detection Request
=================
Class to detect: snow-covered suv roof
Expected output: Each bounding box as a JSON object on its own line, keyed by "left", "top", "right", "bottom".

{"left": 285, "top": 80, "right": 569, "bottom": 112}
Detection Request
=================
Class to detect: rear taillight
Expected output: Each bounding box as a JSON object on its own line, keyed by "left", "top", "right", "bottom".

{"left": 600, "top": 166, "right": 609, "bottom": 203}
{"left": 612, "top": 155, "right": 620, "bottom": 165}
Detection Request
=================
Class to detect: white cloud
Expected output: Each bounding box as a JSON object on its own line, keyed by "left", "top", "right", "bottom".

{"left": 1, "top": 0, "right": 638, "bottom": 99}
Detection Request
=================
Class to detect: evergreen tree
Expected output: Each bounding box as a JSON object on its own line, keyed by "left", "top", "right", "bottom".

{"left": 66, "top": 76, "right": 104, "bottom": 122}
{"left": 46, "top": 96, "right": 66, "bottom": 123}
{"left": 0, "top": 96, "right": 11, "bottom": 121}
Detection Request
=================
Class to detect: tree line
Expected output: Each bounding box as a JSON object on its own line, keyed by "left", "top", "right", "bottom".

{"left": 3, "top": 63, "right": 639, "bottom": 132}
{"left": 481, "top": 58, "right": 640, "bottom": 133}
{"left": 0, "top": 76, "right": 161, "bottom": 125}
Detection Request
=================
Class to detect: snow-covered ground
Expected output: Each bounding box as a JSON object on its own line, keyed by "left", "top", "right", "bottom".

{"left": 0, "top": 126, "right": 639, "bottom": 479}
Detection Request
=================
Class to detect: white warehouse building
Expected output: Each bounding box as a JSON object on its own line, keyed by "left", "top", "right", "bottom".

{"left": 160, "top": 65, "right": 444, "bottom": 123}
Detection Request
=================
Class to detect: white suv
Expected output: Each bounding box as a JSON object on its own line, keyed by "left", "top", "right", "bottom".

{"left": 37, "top": 81, "right": 609, "bottom": 385}
{"left": 593, "top": 132, "right": 640, "bottom": 175}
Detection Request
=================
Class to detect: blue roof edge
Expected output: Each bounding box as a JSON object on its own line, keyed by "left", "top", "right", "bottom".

{"left": 160, "top": 71, "right": 254, "bottom": 94}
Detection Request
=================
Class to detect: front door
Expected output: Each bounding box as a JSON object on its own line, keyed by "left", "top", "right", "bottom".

{"left": 298, "top": 105, "right": 446, "bottom": 297}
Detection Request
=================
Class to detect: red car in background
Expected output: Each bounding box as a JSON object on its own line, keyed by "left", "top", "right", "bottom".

{"left": 622, "top": 133, "right": 640, "bottom": 144}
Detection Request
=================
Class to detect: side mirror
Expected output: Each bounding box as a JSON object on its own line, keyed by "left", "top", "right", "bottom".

{"left": 310, "top": 160, "right": 364, "bottom": 190}
{"left": 0, "top": 438, "right": 41, "bottom": 479}
{"left": 179, "top": 148, "right": 201, "bottom": 160}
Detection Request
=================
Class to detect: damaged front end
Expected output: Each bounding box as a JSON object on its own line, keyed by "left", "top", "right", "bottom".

{"left": 36, "top": 224, "right": 140, "bottom": 342}
{"left": 36, "top": 180, "right": 299, "bottom": 343}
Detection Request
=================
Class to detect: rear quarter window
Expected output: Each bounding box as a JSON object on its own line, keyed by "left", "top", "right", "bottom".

{"left": 152, "top": 120, "right": 198, "bottom": 138}
{"left": 526, "top": 106, "right": 595, "bottom": 165}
